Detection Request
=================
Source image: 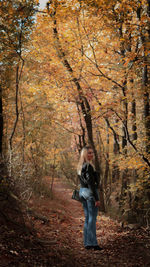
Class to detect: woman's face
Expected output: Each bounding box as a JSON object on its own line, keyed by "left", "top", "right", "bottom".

{"left": 87, "top": 148, "right": 94, "bottom": 161}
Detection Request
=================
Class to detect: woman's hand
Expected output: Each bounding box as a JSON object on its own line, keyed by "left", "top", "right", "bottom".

{"left": 95, "top": 201, "right": 100, "bottom": 207}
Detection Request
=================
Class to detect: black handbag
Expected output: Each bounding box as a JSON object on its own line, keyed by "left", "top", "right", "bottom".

{"left": 72, "top": 189, "right": 81, "bottom": 202}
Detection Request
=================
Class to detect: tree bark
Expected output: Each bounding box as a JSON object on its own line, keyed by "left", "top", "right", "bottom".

{"left": 131, "top": 97, "right": 137, "bottom": 142}
{"left": 137, "top": 2, "right": 150, "bottom": 154}
{"left": 0, "top": 85, "right": 3, "bottom": 155}
{"left": 9, "top": 65, "right": 20, "bottom": 151}
{"left": 143, "top": 65, "right": 150, "bottom": 154}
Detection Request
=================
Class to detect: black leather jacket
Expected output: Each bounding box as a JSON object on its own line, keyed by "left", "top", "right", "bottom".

{"left": 79, "top": 162, "right": 100, "bottom": 201}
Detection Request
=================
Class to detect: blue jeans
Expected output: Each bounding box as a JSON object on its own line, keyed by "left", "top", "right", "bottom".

{"left": 79, "top": 188, "right": 98, "bottom": 247}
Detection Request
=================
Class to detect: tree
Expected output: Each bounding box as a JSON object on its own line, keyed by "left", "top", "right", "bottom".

{"left": 0, "top": 0, "right": 38, "bottom": 176}
{"left": 11, "top": 0, "right": 149, "bottom": 223}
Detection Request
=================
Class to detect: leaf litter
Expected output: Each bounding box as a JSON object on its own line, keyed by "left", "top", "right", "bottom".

{"left": 0, "top": 177, "right": 150, "bottom": 266}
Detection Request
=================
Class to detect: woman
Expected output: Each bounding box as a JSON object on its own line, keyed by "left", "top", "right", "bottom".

{"left": 77, "top": 145, "right": 102, "bottom": 251}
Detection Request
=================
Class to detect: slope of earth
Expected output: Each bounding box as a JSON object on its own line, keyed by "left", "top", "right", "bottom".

{"left": 0, "top": 177, "right": 150, "bottom": 267}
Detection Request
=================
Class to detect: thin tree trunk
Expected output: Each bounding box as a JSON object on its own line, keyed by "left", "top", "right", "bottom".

{"left": 76, "top": 102, "right": 86, "bottom": 151}
{"left": 0, "top": 85, "right": 3, "bottom": 155}
{"left": 131, "top": 98, "right": 137, "bottom": 142}
{"left": 137, "top": 1, "right": 150, "bottom": 154}
{"left": 118, "top": 21, "right": 129, "bottom": 206}
{"left": 103, "top": 123, "right": 109, "bottom": 189}
{"left": 143, "top": 65, "right": 150, "bottom": 154}
{"left": 19, "top": 90, "right": 26, "bottom": 166}
{"left": 9, "top": 65, "right": 19, "bottom": 151}
{"left": 131, "top": 80, "right": 138, "bottom": 183}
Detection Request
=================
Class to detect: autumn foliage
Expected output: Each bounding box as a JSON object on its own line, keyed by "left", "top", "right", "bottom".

{"left": 0, "top": 0, "right": 150, "bottom": 225}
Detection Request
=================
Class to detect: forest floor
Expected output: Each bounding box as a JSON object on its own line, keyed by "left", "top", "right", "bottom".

{"left": 0, "top": 177, "right": 150, "bottom": 267}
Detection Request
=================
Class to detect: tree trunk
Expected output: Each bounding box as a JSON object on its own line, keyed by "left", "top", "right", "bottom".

{"left": 120, "top": 79, "right": 128, "bottom": 206}
{"left": 131, "top": 97, "right": 137, "bottom": 142}
{"left": 0, "top": 85, "right": 3, "bottom": 155}
{"left": 103, "top": 124, "right": 109, "bottom": 188}
{"left": 131, "top": 81, "right": 138, "bottom": 183}
{"left": 105, "top": 117, "right": 120, "bottom": 182}
{"left": 137, "top": 1, "right": 150, "bottom": 154}
{"left": 143, "top": 65, "right": 150, "bottom": 154}
{"left": 122, "top": 82, "right": 128, "bottom": 154}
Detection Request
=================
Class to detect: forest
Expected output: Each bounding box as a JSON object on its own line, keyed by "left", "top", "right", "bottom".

{"left": 0, "top": 0, "right": 150, "bottom": 266}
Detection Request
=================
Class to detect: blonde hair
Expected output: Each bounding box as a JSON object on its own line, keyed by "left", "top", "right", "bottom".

{"left": 77, "top": 145, "right": 95, "bottom": 175}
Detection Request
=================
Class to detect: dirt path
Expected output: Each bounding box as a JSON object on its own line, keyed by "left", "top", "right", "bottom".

{"left": 1, "top": 177, "right": 150, "bottom": 267}
{"left": 30, "top": 177, "right": 150, "bottom": 267}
